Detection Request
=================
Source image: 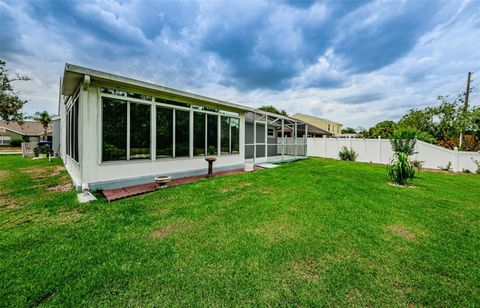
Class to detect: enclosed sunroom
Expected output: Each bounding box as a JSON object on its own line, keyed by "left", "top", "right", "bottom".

{"left": 60, "top": 64, "right": 307, "bottom": 191}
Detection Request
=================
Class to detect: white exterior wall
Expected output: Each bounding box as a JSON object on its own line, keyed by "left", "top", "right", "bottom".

{"left": 307, "top": 137, "right": 480, "bottom": 172}
{"left": 69, "top": 84, "right": 246, "bottom": 190}
{"left": 61, "top": 94, "right": 82, "bottom": 187}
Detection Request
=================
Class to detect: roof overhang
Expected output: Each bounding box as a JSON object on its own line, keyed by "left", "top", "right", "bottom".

{"left": 62, "top": 64, "right": 254, "bottom": 113}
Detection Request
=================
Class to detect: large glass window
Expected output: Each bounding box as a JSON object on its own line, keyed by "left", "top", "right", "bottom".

{"left": 207, "top": 114, "right": 218, "bottom": 155}
{"left": 220, "top": 116, "right": 240, "bottom": 155}
{"left": 73, "top": 98, "right": 79, "bottom": 161}
{"left": 175, "top": 109, "right": 190, "bottom": 157}
{"left": 156, "top": 107, "right": 173, "bottom": 158}
{"left": 130, "top": 103, "right": 151, "bottom": 160}
{"left": 221, "top": 116, "right": 230, "bottom": 154}
{"left": 102, "top": 97, "right": 127, "bottom": 161}
{"left": 231, "top": 117, "right": 240, "bottom": 154}
{"left": 194, "top": 112, "right": 205, "bottom": 156}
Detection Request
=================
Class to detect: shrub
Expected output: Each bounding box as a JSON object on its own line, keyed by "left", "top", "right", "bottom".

{"left": 472, "top": 158, "right": 480, "bottom": 174}
{"left": 387, "top": 152, "right": 415, "bottom": 185}
{"left": 438, "top": 161, "right": 452, "bottom": 172}
{"left": 339, "top": 146, "right": 358, "bottom": 161}
{"left": 390, "top": 129, "right": 417, "bottom": 155}
{"left": 10, "top": 138, "right": 23, "bottom": 147}
{"left": 412, "top": 160, "right": 423, "bottom": 172}
{"left": 34, "top": 145, "right": 53, "bottom": 156}
{"left": 207, "top": 145, "right": 217, "bottom": 156}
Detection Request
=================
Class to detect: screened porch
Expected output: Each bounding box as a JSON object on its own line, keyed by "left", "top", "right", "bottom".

{"left": 245, "top": 111, "right": 308, "bottom": 164}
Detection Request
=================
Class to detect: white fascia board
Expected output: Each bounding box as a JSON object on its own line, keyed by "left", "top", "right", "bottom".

{"left": 62, "top": 63, "right": 254, "bottom": 113}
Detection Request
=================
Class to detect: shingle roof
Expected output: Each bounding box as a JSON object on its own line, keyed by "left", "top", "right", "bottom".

{"left": 0, "top": 120, "right": 52, "bottom": 136}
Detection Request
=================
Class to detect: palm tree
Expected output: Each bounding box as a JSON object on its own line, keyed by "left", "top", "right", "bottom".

{"left": 29, "top": 111, "right": 52, "bottom": 141}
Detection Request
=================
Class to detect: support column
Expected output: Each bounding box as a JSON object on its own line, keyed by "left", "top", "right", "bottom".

{"left": 217, "top": 114, "right": 221, "bottom": 156}
{"left": 253, "top": 112, "right": 256, "bottom": 164}
{"left": 151, "top": 103, "right": 156, "bottom": 160}
{"left": 281, "top": 118, "right": 285, "bottom": 161}
{"left": 265, "top": 116, "right": 268, "bottom": 163}
{"left": 189, "top": 109, "right": 193, "bottom": 158}
{"left": 294, "top": 121, "right": 298, "bottom": 159}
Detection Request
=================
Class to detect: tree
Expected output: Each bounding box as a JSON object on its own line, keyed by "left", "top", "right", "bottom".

{"left": 341, "top": 127, "right": 356, "bottom": 134}
{"left": 364, "top": 120, "right": 397, "bottom": 138}
{"left": 257, "top": 105, "right": 288, "bottom": 116}
{"left": 28, "top": 111, "right": 52, "bottom": 141}
{"left": 0, "top": 59, "right": 30, "bottom": 123}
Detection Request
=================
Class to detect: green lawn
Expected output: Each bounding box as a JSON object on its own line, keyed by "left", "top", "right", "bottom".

{"left": 1, "top": 155, "right": 479, "bottom": 306}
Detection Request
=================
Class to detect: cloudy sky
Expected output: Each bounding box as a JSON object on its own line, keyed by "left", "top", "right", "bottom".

{"left": 1, "top": 0, "right": 480, "bottom": 128}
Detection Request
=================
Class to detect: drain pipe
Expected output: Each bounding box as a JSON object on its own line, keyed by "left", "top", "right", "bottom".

{"left": 82, "top": 183, "right": 90, "bottom": 195}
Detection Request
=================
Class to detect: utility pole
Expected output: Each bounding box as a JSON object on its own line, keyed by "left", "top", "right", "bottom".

{"left": 459, "top": 71, "right": 472, "bottom": 149}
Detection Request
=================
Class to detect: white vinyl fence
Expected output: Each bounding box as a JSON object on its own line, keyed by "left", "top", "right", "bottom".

{"left": 307, "top": 136, "right": 480, "bottom": 173}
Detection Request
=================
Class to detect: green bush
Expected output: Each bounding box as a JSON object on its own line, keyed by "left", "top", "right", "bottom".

{"left": 472, "top": 158, "right": 480, "bottom": 174}
{"left": 207, "top": 145, "right": 217, "bottom": 156}
{"left": 339, "top": 146, "right": 358, "bottom": 161}
{"left": 387, "top": 152, "right": 415, "bottom": 185}
{"left": 390, "top": 129, "right": 417, "bottom": 155}
{"left": 10, "top": 138, "right": 23, "bottom": 147}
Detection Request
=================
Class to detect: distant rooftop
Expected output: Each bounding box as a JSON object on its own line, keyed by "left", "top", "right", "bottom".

{"left": 0, "top": 120, "right": 52, "bottom": 136}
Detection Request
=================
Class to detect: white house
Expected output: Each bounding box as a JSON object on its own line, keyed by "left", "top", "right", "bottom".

{"left": 59, "top": 64, "right": 308, "bottom": 191}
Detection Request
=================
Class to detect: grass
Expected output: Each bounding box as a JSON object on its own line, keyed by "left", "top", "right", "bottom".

{"left": 1, "top": 155, "right": 479, "bottom": 306}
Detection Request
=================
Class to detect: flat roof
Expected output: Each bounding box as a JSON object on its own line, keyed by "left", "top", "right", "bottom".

{"left": 62, "top": 63, "right": 254, "bottom": 112}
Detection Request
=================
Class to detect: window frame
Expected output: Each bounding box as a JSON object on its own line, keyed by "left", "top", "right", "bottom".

{"left": 65, "top": 92, "right": 80, "bottom": 163}
{"left": 267, "top": 127, "right": 275, "bottom": 138}
{"left": 98, "top": 89, "right": 241, "bottom": 165}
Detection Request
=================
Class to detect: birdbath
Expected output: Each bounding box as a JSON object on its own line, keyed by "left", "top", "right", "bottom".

{"left": 154, "top": 175, "right": 172, "bottom": 189}
{"left": 205, "top": 146, "right": 217, "bottom": 177}
{"left": 205, "top": 156, "right": 217, "bottom": 177}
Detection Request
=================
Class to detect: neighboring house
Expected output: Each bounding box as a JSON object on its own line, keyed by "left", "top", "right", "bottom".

{"left": 0, "top": 120, "right": 52, "bottom": 146}
{"left": 59, "top": 64, "right": 308, "bottom": 191}
{"left": 292, "top": 113, "right": 342, "bottom": 135}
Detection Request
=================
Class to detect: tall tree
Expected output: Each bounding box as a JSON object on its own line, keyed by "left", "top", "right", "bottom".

{"left": 364, "top": 120, "right": 397, "bottom": 138}
{"left": 341, "top": 127, "right": 356, "bottom": 134}
{"left": 0, "top": 59, "right": 30, "bottom": 123}
{"left": 28, "top": 111, "right": 52, "bottom": 141}
{"left": 257, "top": 105, "right": 288, "bottom": 116}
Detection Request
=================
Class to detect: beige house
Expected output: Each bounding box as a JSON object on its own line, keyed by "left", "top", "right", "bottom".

{"left": 0, "top": 120, "right": 52, "bottom": 146}
{"left": 292, "top": 114, "right": 342, "bottom": 135}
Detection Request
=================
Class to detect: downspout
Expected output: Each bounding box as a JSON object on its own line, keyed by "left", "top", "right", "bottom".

{"left": 80, "top": 75, "right": 90, "bottom": 193}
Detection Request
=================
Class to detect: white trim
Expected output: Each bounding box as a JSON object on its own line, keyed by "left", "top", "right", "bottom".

{"left": 151, "top": 103, "right": 156, "bottom": 161}
{"left": 126, "top": 101, "right": 130, "bottom": 161}
{"left": 172, "top": 109, "right": 176, "bottom": 158}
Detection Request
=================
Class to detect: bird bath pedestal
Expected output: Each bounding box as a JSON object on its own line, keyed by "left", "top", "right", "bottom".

{"left": 155, "top": 176, "right": 172, "bottom": 189}
{"left": 205, "top": 156, "right": 217, "bottom": 177}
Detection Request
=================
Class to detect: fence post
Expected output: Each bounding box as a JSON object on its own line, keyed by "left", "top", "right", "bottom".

{"left": 378, "top": 136, "right": 382, "bottom": 164}
{"left": 323, "top": 135, "right": 327, "bottom": 158}
{"left": 453, "top": 147, "right": 459, "bottom": 172}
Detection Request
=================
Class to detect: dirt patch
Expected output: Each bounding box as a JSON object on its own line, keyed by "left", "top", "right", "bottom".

{"left": 0, "top": 196, "right": 18, "bottom": 208}
{"left": 57, "top": 208, "right": 84, "bottom": 223}
{"left": 388, "top": 183, "right": 418, "bottom": 189}
{"left": 152, "top": 222, "right": 190, "bottom": 239}
{"left": 260, "top": 188, "right": 274, "bottom": 195}
{"left": 346, "top": 288, "right": 363, "bottom": 303}
{"left": 23, "top": 165, "right": 65, "bottom": 179}
{"left": 386, "top": 225, "right": 416, "bottom": 241}
{"left": 292, "top": 259, "right": 321, "bottom": 282}
{"left": 0, "top": 170, "right": 8, "bottom": 180}
{"left": 218, "top": 182, "right": 253, "bottom": 193}
{"left": 47, "top": 182, "right": 72, "bottom": 193}
{"left": 251, "top": 218, "right": 296, "bottom": 242}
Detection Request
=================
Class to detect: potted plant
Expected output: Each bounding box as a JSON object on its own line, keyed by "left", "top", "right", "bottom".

{"left": 205, "top": 146, "right": 217, "bottom": 177}
{"left": 33, "top": 146, "right": 40, "bottom": 158}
